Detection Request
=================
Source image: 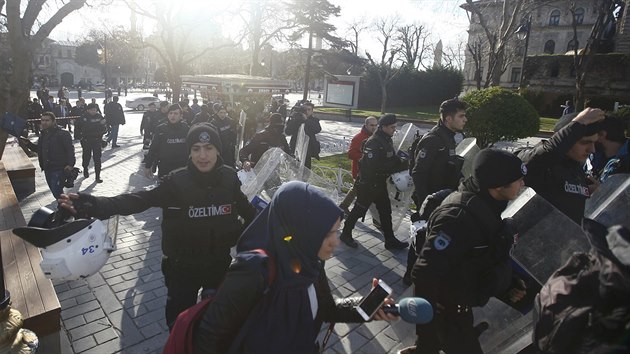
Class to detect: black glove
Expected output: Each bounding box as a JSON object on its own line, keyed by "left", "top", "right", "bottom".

{"left": 74, "top": 193, "right": 98, "bottom": 219}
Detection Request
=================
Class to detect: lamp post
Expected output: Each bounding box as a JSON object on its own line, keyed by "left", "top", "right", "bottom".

{"left": 515, "top": 14, "right": 532, "bottom": 89}
{"left": 96, "top": 34, "right": 108, "bottom": 88}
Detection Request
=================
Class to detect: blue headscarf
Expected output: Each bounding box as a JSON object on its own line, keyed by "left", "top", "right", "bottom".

{"left": 236, "top": 181, "right": 343, "bottom": 352}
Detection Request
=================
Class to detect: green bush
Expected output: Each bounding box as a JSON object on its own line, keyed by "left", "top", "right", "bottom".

{"left": 462, "top": 87, "right": 540, "bottom": 147}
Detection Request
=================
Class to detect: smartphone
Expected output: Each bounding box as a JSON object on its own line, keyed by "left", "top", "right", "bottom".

{"left": 356, "top": 279, "right": 393, "bottom": 320}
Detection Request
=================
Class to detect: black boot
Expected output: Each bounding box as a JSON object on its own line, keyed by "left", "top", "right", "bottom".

{"left": 83, "top": 167, "right": 89, "bottom": 178}
{"left": 95, "top": 166, "right": 103, "bottom": 183}
{"left": 385, "top": 237, "right": 408, "bottom": 250}
{"left": 340, "top": 233, "right": 358, "bottom": 248}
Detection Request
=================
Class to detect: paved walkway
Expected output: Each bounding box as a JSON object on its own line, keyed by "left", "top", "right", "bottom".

{"left": 17, "top": 107, "right": 416, "bottom": 353}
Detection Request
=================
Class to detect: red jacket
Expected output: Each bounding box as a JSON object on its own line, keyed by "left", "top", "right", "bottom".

{"left": 348, "top": 126, "right": 372, "bottom": 179}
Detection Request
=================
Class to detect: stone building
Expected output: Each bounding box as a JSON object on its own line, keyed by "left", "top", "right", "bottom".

{"left": 32, "top": 39, "right": 102, "bottom": 88}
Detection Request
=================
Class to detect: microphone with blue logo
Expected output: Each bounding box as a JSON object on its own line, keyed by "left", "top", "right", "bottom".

{"left": 383, "top": 297, "right": 433, "bottom": 324}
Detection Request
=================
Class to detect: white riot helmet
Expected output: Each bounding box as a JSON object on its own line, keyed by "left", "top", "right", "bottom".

{"left": 12, "top": 207, "right": 118, "bottom": 281}
{"left": 391, "top": 171, "right": 414, "bottom": 192}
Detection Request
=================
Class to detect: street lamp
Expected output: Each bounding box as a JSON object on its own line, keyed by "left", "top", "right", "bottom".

{"left": 515, "top": 14, "right": 532, "bottom": 89}
{"left": 96, "top": 36, "right": 108, "bottom": 88}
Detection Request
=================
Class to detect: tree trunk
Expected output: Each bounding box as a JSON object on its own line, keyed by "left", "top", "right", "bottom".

{"left": 380, "top": 74, "right": 388, "bottom": 114}
{"left": 490, "top": 48, "right": 505, "bottom": 86}
{"left": 168, "top": 69, "right": 182, "bottom": 103}
{"left": 302, "top": 30, "right": 313, "bottom": 102}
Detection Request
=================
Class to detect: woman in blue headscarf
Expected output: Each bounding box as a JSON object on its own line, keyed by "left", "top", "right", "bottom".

{"left": 193, "top": 181, "right": 397, "bottom": 353}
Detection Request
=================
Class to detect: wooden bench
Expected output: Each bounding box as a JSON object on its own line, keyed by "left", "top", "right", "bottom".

{"left": 0, "top": 161, "right": 61, "bottom": 353}
{"left": 2, "top": 145, "right": 36, "bottom": 200}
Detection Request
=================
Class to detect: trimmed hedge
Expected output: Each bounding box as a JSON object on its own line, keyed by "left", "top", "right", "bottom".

{"left": 462, "top": 87, "right": 540, "bottom": 147}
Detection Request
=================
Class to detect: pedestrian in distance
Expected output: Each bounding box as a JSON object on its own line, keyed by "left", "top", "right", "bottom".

{"left": 104, "top": 96, "right": 126, "bottom": 148}
{"left": 58, "top": 123, "right": 256, "bottom": 330}
{"left": 339, "top": 113, "right": 410, "bottom": 250}
{"left": 20, "top": 112, "right": 75, "bottom": 199}
{"left": 74, "top": 103, "right": 107, "bottom": 183}
{"left": 191, "top": 181, "right": 398, "bottom": 353}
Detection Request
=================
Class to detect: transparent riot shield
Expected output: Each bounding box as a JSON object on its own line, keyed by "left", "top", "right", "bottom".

{"left": 585, "top": 173, "right": 630, "bottom": 229}
{"left": 502, "top": 187, "right": 589, "bottom": 285}
{"left": 455, "top": 137, "right": 480, "bottom": 178}
{"left": 240, "top": 147, "right": 340, "bottom": 204}
{"left": 294, "top": 124, "right": 309, "bottom": 167}
{"left": 393, "top": 122, "right": 422, "bottom": 153}
{"left": 235, "top": 110, "right": 247, "bottom": 163}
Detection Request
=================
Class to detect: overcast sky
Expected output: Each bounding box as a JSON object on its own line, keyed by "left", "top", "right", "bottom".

{"left": 49, "top": 0, "right": 470, "bottom": 58}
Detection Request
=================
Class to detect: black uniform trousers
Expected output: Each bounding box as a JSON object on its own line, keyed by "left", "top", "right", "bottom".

{"left": 161, "top": 251, "right": 232, "bottom": 330}
{"left": 81, "top": 138, "right": 102, "bottom": 173}
{"left": 342, "top": 182, "right": 395, "bottom": 239}
{"left": 414, "top": 307, "right": 482, "bottom": 354}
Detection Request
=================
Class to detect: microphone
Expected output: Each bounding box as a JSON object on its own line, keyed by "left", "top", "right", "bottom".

{"left": 382, "top": 297, "right": 433, "bottom": 324}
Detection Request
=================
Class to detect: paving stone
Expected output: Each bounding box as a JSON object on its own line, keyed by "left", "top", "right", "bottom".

{"left": 64, "top": 315, "right": 87, "bottom": 330}
{"left": 57, "top": 284, "right": 91, "bottom": 302}
{"left": 133, "top": 308, "right": 164, "bottom": 328}
{"left": 69, "top": 320, "right": 112, "bottom": 341}
{"left": 84, "top": 308, "right": 106, "bottom": 323}
{"left": 140, "top": 321, "right": 164, "bottom": 339}
{"left": 72, "top": 335, "right": 97, "bottom": 353}
{"left": 62, "top": 300, "right": 103, "bottom": 320}
{"left": 93, "top": 327, "right": 119, "bottom": 344}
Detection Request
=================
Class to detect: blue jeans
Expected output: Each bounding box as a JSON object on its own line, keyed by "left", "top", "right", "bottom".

{"left": 45, "top": 169, "right": 64, "bottom": 199}
{"left": 107, "top": 124, "right": 120, "bottom": 146}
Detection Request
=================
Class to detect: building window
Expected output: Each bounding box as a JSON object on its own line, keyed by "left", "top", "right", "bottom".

{"left": 544, "top": 40, "right": 556, "bottom": 54}
{"left": 510, "top": 67, "right": 521, "bottom": 83}
{"left": 567, "top": 39, "right": 579, "bottom": 52}
{"left": 574, "top": 8, "right": 585, "bottom": 25}
{"left": 549, "top": 10, "right": 560, "bottom": 26}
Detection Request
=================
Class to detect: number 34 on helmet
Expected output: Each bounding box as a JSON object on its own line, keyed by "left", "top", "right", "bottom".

{"left": 12, "top": 207, "right": 118, "bottom": 281}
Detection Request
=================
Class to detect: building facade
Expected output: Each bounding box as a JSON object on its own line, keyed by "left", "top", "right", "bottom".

{"left": 32, "top": 39, "right": 102, "bottom": 88}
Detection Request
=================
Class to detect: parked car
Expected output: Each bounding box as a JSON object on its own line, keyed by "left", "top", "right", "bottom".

{"left": 125, "top": 96, "right": 161, "bottom": 111}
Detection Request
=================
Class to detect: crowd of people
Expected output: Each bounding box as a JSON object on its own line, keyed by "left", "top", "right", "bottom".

{"left": 16, "top": 90, "right": 630, "bottom": 353}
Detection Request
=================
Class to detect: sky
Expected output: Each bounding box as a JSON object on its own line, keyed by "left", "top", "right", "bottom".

{"left": 48, "top": 0, "right": 470, "bottom": 60}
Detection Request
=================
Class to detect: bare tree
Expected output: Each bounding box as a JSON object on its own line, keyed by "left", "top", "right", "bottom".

{"left": 396, "top": 23, "right": 431, "bottom": 70}
{"left": 345, "top": 17, "right": 369, "bottom": 55}
{"left": 466, "top": 36, "right": 485, "bottom": 89}
{"left": 365, "top": 16, "right": 403, "bottom": 113}
{"left": 0, "top": 0, "right": 88, "bottom": 159}
{"left": 443, "top": 38, "right": 467, "bottom": 71}
{"left": 123, "top": 1, "right": 245, "bottom": 101}
{"left": 242, "top": 1, "right": 295, "bottom": 76}
{"left": 568, "top": 0, "right": 623, "bottom": 109}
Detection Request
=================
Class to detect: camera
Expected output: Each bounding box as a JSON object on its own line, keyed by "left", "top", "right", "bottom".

{"left": 64, "top": 167, "right": 80, "bottom": 188}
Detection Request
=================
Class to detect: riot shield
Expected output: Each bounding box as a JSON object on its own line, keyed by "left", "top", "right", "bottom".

{"left": 294, "top": 124, "right": 309, "bottom": 167}
{"left": 240, "top": 147, "right": 340, "bottom": 204}
{"left": 455, "top": 137, "right": 480, "bottom": 178}
{"left": 585, "top": 173, "right": 630, "bottom": 229}
{"left": 235, "top": 110, "right": 247, "bottom": 163}
{"left": 502, "top": 187, "right": 589, "bottom": 285}
{"left": 393, "top": 123, "right": 422, "bottom": 153}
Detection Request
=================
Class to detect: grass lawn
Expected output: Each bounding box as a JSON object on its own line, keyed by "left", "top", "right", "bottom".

{"left": 313, "top": 153, "right": 351, "bottom": 171}
{"left": 317, "top": 106, "right": 557, "bottom": 133}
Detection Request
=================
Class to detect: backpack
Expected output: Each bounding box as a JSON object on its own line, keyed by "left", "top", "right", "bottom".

{"left": 162, "top": 249, "right": 276, "bottom": 354}
{"left": 533, "top": 221, "right": 630, "bottom": 354}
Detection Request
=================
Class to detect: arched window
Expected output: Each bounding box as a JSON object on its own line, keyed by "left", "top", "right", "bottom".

{"left": 574, "top": 8, "right": 585, "bottom": 25}
{"left": 544, "top": 40, "right": 556, "bottom": 54}
{"left": 549, "top": 10, "right": 561, "bottom": 26}
{"left": 567, "top": 39, "right": 579, "bottom": 52}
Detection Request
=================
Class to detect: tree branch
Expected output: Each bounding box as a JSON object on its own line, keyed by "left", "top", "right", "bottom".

{"left": 33, "top": 0, "right": 87, "bottom": 43}
{"left": 22, "top": 0, "right": 45, "bottom": 35}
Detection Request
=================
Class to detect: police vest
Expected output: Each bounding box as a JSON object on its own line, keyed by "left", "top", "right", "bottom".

{"left": 160, "top": 167, "right": 243, "bottom": 264}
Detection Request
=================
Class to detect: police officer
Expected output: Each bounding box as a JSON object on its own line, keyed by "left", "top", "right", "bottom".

{"left": 211, "top": 105, "right": 237, "bottom": 167}
{"left": 412, "top": 149, "right": 528, "bottom": 354}
{"left": 145, "top": 104, "right": 189, "bottom": 178}
{"left": 140, "top": 102, "right": 159, "bottom": 150}
{"left": 339, "top": 114, "right": 409, "bottom": 250}
{"left": 74, "top": 103, "right": 107, "bottom": 183}
{"left": 404, "top": 98, "right": 468, "bottom": 285}
{"left": 58, "top": 123, "right": 256, "bottom": 329}
{"left": 518, "top": 107, "right": 605, "bottom": 224}
{"left": 239, "top": 113, "right": 290, "bottom": 169}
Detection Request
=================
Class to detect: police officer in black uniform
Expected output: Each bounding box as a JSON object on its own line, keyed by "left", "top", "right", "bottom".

{"left": 518, "top": 107, "right": 605, "bottom": 224}
{"left": 211, "top": 105, "right": 237, "bottom": 167}
{"left": 74, "top": 103, "right": 107, "bottom": 183}
{"left": 412, "top": 149, "right": 528, "bottom": 354}
{"left": 239, "top": 113, "right": 290, "bottom": 169}
{"left": 58, "top": 123, "right": 256, "bottom": 330}
{"left": 339, "top": 114, "right": 409, "bottom": 250}
{"left": 145, "top": 104, "right": 189, "bottom": 178}
{"left": 403, "top": 98, "right": 468, "bottom": 285}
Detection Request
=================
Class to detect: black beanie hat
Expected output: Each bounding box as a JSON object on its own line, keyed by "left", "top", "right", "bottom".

{"left": 554, "top": 112, "right": 602, "bottom": 136}
{"left": 378, "top": 113, "right": 397, "bottom": 127}
{"left": 187, "top": 123, "right": 222, "bottom": 154}
{"left": 473, "top": 148, "right": 527, "bottom": 188}
{"left": 86, "top": 103, "right": 99, "bottom": 110}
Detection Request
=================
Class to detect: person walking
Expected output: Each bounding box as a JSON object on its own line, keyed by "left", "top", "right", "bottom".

{"left": 140, "top": 102, "right": 159, "bottom": 150}
{"left": 239, "top": 113, "right": 290, "bottom": 169}
{"left": 74, "top": 103, "right": 107, "bottom": 183}
{"left": 211, "top": 105, "right": 237, "bottom": 167}
{"left": 339, "top": 114, "right": 409, "bottom": 250}
{"left": 144, "top": 104, "right": 189, "bottom": 178}
{"left": 412, "top": 149, "right": 528, "bottom": 354}
{"left": 20, "top": 112, "right": 75, "bottom": 198}
{"left": 104, "top": 96, "right": 125, "bottom": 148}
{"left": 58, "top": 123, "right": 256, "bottom": 330}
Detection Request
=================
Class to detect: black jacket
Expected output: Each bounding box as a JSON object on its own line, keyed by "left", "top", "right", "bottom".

{"left": 411, "top": 122, "right": 461, "bottom": 205}
{"left": 145, "top": 121, "right": 189, "bottom": 176}
{"left": 140, "top": 110, "right": 160, "bottom": 135}
{"left": 358, "top": 129, "right": 407, "bottom": 187}
{"left": 74, "top": 112, "right": 107, "bottom": 140}
{"left": 518, "top": 121, "right": 591, "bottom": 224}
{"left": 412, "top": 178, "right": 513, "bottom": 308}
{"left": 193, "top": 261, "right": 364, "bottom": 353}
{"left": 27, "top": 125, "right": 75, "bottom": 171}
{"left": 104, "top": 102, "right": 126, "bottom": 125}
{"left": 239, "top": 126, "right": 289, "bottom": 164}
{"left": 79, "top": 163, "right": 255, "bottom": 265}
{"left": 211, "top": 116, "right": 237, "bottom": 166}
{"left": 286, "top": 115, "right": 322, "bottom": 158}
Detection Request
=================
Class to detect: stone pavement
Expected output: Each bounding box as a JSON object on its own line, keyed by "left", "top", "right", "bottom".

{"left": 17, "top": 106, "right": 418, "bottom": 354}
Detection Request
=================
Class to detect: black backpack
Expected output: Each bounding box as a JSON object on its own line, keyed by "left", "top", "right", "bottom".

{"left": 533, "top": 219, "right": 630, "bottom": 354}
